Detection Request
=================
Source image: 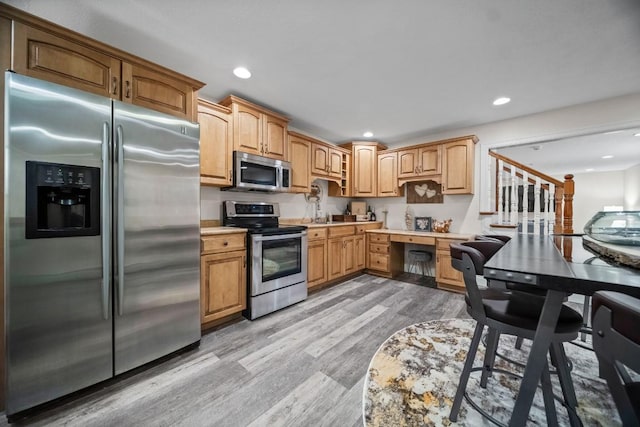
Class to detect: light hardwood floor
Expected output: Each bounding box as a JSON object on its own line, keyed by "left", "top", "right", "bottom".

{"left": 4, "top": 274, "right": 467, "bottom": 427}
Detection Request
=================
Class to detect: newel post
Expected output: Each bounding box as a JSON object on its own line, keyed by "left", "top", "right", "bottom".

{"left": 562, "top": 174, "right": 574, "bottom": 234}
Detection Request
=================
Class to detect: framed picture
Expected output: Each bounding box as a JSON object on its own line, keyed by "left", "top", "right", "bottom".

{"left": 406, "top": 180, "right": 443, "bottom": 204}
{"left": 414, "top": 216, "right": 432, "bottom": 232}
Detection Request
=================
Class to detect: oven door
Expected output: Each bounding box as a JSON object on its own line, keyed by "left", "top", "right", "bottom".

{"left": 250, "top": 231, "right": 308, "bottom": 296}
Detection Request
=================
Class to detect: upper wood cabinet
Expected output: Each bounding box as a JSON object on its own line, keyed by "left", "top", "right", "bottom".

{"left": 377, "top": 151, "right": 403, "bottom": 197}
{"left": 198, "top": 99, "right": 233, "bottom": 186}
{"left": 341, "top": 141, "right": 386, "bottom": 197}
{"left": 6, "top": 10, "right": 204, "bottom": 121}
{"left": 288, "top": 131, "right": 312, "bottom": 193}
{"left": 397, "top": 145, "right": 441, "bottom": 179}
{"left": 442, "top": 137, "right": 476, "bottom": 194}
{"left": 219, "top": 95, "right": 289, "bottom": 161}
{"left": 311, "top": 142, "right": 342, "bottom": 179}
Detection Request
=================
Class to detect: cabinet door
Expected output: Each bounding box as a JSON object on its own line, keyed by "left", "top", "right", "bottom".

{"left": 436, "top": 250, "right": 464, "bottom": 290}
{"left": 233, "top": 103, "right": 262, "bottom": 155}
{"left": 199, "top": 101, "right": 232, "bottom": 186}
{"left": 201, "top": 250, "right": 247, "bottom": 324}
{"left": 442, "top": 139, "right": 474, "bottom": 194}
{"left": 311, "top": 143, "right": 329, "bottom": 176}
{"left": 397, "top": 149, "right": 418, "bottom": 178}
{"left": 418, "top": 145, "right": 442, "bottom": 175}
{"left": 328, "top": 148, "right": 344, "bottom": 179}
{"left": 288, "top": 134, "right": 311, "bottom": 193}
{"left": 353, "top": 145, "right": 377, "bottom": 196}
{"left": 327, "top": 238, "right": 344, "bottom": 281}
{"left": 121, "top": 62, "right": 195, "bottom": 120}
{"left": 354, "top": 235, "right": 366, "bottom": 270}
{"left": 343, "top": 236, "right": 356, "bottom": 275}
{"left": 308, "top": 239, "right": 328, "bottom": 289}
{"left": 13, "top": 22, "right": 121, "bottom": 99}
{"left": 377, "top": 151, "right": 400, "bottom": 197}
{"left": 263, "top": 114, "right": 287, "bottom": 160}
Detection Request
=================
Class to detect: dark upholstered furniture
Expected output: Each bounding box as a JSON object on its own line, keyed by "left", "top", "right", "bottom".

{"left": 592, "top": 291, "right": 640, "bottom": 426}
{"left": 449, "top": 242, "right": 583, "bottom": 426}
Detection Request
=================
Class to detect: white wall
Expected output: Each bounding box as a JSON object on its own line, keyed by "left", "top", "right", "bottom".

{"left": 624, "top": 163, "right": 640, "bottom": 210}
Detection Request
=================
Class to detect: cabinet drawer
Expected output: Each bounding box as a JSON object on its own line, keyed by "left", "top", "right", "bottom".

{"left": 369, "top": 243, "right": 389, "bottom": 254}
{"left": 356, "top": 223, "right": 381, "bottom": 234}
{"left": 368, "top": 233, "right": 390, "bottom": 243}
{"left": 308, "top": 228, "right": 327, "bottom": 241}
{"left": 391, "top": 234, "right": 436, "bottom": 245}
{"left": 201, "top": 233, "right": 246, "bottom": 254}
{"left": 436, "top": 238, "right": 466, "bottom": 251}
{"left": 328, "top": 225, "right": 355, "bottom": 238}
{"left": 369, "top": 253, "right": 390, "bottom": 271}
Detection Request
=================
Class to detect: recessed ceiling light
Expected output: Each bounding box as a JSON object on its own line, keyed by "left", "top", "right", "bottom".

{"left": 492, "top": 97, "right": 511, "bottom": 106}
{"left": 233, "top": 67, "right": 251, "bottom": 79}
{"left": 586, "top": 168, "right": 595, "bottom": 172}
{"left": 602, "top": 155, "right": 614, "bottom": 159}
{"left": 363, "top": 131, "right": 373, "bottom": 138}
{"left": 634, "top": 132, "right": 640, "bottom": 137}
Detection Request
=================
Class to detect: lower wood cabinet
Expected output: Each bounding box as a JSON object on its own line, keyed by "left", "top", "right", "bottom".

{"left": 435, "top": 238, "right": 466, "bottom": 292}
{"left": 200, "top": 232, "right": 247, "bottom": 326}
{"left": 307, "top": 228, "right": 328, "bottom": 290}
{"left": 355, "top": 235, "right": 366, "bottom": 270}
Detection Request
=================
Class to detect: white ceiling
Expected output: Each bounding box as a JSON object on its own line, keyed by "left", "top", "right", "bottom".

{"left": 5, "top": 0, "right": 640, "bottom": 148}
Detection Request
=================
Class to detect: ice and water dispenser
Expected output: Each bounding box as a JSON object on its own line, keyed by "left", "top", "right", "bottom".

{"left": 25, "top": 161, "right": 100, "bottom": 238}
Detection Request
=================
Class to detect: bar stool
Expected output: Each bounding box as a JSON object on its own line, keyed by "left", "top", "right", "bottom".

{"left": 592, "top": 291, "right": 640, "bottom": 426}
{"left": 407, "top": 249, "right": 432, "bottom": 276}
{"left": 449, "top": 242, "right": 584, "bottom": 426}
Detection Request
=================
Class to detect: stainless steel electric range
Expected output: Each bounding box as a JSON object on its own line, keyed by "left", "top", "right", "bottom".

{"left": 223, "top": 201, "right": 308, "bottom": 319}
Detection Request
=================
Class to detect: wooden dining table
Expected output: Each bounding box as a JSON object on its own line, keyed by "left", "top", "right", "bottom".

{"left": 483, "top": 234, "right": 640, "bottom": 427}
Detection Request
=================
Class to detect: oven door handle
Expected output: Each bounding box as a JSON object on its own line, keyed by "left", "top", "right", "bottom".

{"left": 251, "top": 231, "right": 307, "bottom": 242}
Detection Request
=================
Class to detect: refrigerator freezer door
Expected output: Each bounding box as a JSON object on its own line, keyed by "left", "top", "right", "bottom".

{"left": 113, "top": 101, "right": 201, "bottom": 374}
{"left": 4, "top": 73, "right": 113, "bottom": 414}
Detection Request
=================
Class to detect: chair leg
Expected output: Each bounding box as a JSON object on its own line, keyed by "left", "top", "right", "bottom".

{"left": 450, "top": 322, "right": 484, "bottom": 422}
{"left": 581, "top": 295, "right": 590, "bottom": 342}
{"left": 515, "top": 336, "right": 524, "bottom": 349}
{"left": 541, "top": 360, "right": 559, "bottom": 427}
{"left": 480, "top": 328, "right": 499, "bottom": 388}
{"left": 550, "top": 343, "right": 580, "bottom": 427}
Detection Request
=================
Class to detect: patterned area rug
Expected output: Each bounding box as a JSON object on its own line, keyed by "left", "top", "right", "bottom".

{"left": 363, "top": 318, "right": 619, "bottom": 426}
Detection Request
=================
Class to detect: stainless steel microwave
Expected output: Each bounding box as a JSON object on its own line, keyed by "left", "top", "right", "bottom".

{"left": 231, "top": 151, "right": 291, "bottom": 192}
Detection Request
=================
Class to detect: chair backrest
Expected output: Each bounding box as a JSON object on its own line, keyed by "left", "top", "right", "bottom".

{"left": 450, "top": 242, "right": 489, "bottom": 321}
{"left": 465, "top": 240, "right": 505, "bottom": 263}
{"left": 592, "top": 291, "right": 640, "bottom": 425}
{"left": 476, "top": 234, "right": 512, "bottom": 244}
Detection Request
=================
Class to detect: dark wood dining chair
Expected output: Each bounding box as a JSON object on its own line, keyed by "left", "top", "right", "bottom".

{"left": 449, "top": 242, "right": 584, "bottom": 426}
{"left": 592, "top": 291, "right": 640, "bottom": 426}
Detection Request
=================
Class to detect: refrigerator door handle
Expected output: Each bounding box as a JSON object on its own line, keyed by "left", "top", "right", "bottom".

{"left": 116, "top": 124, "right": 125, "bottom": 316}
{"left": 101, "top": 122, "right": 111, "bottom": 320}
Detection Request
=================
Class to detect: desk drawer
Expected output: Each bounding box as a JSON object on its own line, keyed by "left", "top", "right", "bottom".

{"left": 392, "top": 234, "right": 436, "bottom": 245}
{"left": 368, "top": 234, "right": 390, "bottom": 243}
{"left": 308, "top": 228, "right": 327, "bottom": 241}
{"left": 369, "top": 253, "right": 389, "bottom": 271}
{"left": 436, "top": 238, "right": 466, "bottom": 251}
{"left": 201, "top": 233, "right": 246, "bottom": 254}
{"left": 369, "top": 243, "right": 389, "bottom": 254}
{"left": 485, "top": 269, "right": 538, "bottom": 286}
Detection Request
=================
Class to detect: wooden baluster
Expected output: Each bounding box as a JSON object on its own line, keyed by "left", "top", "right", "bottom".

{"left": 521, "top": 171, "right": 528, "bottom": 234}
{"left": 563, "top": 174, "right": 574, "bottom": 234}
{"left": 497, "top": 160, "right": 504, "bottom": 224}
{"left": 510, "top": 165, "right": 517, "bottom": 226}
{"left": 533, "top": 177, "right": 541, "bottom": 235}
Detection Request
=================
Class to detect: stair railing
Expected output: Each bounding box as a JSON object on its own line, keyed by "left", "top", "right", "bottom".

{"left": 488, "top": 151, "right": 574, "bottom": 235}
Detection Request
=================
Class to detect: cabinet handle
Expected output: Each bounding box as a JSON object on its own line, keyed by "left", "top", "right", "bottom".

{"left": 264, "top": 144, "right": 269, "bottom": 154}
{"left": 229, "top": 170, "right": 232, "bottom": 182}
{"left": 223, "top": 241, "right": 228, "bottom": 246}
{"left": 125, "top": 80, "right": 131, "bottom": 98}
{"left": 112, "top": 77, "right": 118, "bottom": 95}
{"left": 243, "top": 256, "right": 246, "bottom": 268}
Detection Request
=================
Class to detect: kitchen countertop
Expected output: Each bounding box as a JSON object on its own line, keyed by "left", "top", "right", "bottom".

{"left": 201, "top": 226, "right": 248, "bottom": 236}
{"left": 367, "top": 229, "right": 474, "bottom": 240}
{"left": 279, "top": 220, "right": 383, "bottom": 228}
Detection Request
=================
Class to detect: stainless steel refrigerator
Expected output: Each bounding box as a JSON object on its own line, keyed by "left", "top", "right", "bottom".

{"left": 4, "top": 72, "right": 201, "bottom": 415}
